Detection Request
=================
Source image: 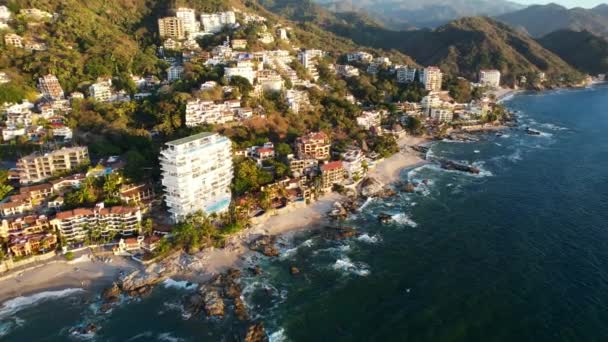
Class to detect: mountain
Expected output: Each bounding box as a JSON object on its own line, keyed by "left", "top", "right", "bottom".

{"left": 538, "top": 30, "right": 608, "bottom": 75}
{"left": 386, "top": 17, "right": 583, "bottom": 85}
{"left": 260, "top": 0, "right": 583, "bottom": 85}
{"left": 0, "top": 0, "right": 418, "bottom": 92}
{"left": 497, "top": 3, "right": 608, "bottom": 38}
{"left": 314, "top": 0, "right": 525, "bottom": 29}
{"left": 592, "top": 4, "right": 608, "bottom": 17}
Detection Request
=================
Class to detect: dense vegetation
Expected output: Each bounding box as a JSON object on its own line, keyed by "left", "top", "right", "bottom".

{"left": 258, "top": 0, "right": 585, "bottom": 86}
{"left": 539, "top": 30, "right": 608, "bottom": 75}
{"left": 497, "top": 3, "right": 608, "bottom": 39}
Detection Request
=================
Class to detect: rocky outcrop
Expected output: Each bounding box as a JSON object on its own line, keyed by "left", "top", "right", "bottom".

{"left": 378, "top": 213, "right": 393, "bottom": 224}
{"left": 249, "top": 265, "right": 263, "bottom": 276}
{"left": 403, "top": 183, "right": 416, "bottom": 193}
{"left": 322, "top": 226, "right": 359, "bottom": 240}
{"left": 440, "top": 160, "right": 480, "bottom": 174}
{"left": 290, "top": 266, "right": 300, "bottom": 275}
{"left": 359, "top": 177, "right": 384, "bottom": 198}
{"left": 245, "top": 323, "right": 269, "bottom": 342}
{"left": 119, "top": 261, "right": 179, "bottom": 296}
{"left": 184, "top": 268, "right": 248, "bottom": 320}
{"left": 102, "top": 282, "right": 121, "bottom": 302}
{"left": 249, "top": 235, "right": 279, "bottom": 257}
{"left": 201, "top": 287, "right": 225, "bottom": 317}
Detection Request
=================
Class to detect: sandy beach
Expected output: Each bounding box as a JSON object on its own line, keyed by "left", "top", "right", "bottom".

{"left": 0, "top": 254, "right": 138, "bottom": 303}
{"left": 0, "top": 134, "right": 430, "bottom": 303}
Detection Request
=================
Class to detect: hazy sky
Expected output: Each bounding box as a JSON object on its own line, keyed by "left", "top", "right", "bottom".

{"left": 518, "top": 0, "right": 606, "bottom": 8}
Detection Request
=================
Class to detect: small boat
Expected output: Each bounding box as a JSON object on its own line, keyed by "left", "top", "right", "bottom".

{"left": 525, "top": 127, "right": 542, "bottom": 136}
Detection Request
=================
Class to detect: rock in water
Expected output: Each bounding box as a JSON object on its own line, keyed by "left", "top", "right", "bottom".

{"left": 234, "top": 297, "right": 249, "bottom": 321}
{"left": 102, "top": 282, "right": 121, "bottom": 302}
{"left": 249, "top": 265, "right": 263, "bottom": 275}
{"left": 290, "top": 266, "right": 300, "bottom": 275}
{"left": 245, "top": 323, "right": 269, "bottom": 342}
{"left": 249, "top": 235, "right": 279, "bottom": 257}
{"left": 322, "top": 226, "right": 359, "bottom": 240}
{"left": 404, "top": 183, "right": 416, "bottom": 193}
{"left": 378, "top": 213, "right": 393, "bottom": 224}
{"left": 202, "top": 287, "right": 225, "bottom": 317}
{"left": 359, "top": 177, "right": 385, "bottom": 198}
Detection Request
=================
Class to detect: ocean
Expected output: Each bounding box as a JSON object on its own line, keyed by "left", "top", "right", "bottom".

{"left": 2, "top": 85, "right": 608, "bottom": 341}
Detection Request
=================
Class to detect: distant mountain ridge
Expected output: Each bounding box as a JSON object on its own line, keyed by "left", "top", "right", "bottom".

{"left": 260, "top": 0, "right": 584, "bottom": 85}
{"left": 538, "top": 30, "right": 608, "bottom": 75}
{"left": 314, "top": 0, "right": 525, "bottom": 28}
{"left": 498, "top": 3, "right": 608, "bottom": 38}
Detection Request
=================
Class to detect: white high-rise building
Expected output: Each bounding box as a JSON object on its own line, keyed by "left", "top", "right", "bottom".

{"left": 176, "top": 8, "right": 198, "bottom": 37}
{"left": 224, "top": 62, "right": 255, "bottom": 85}
{"left": 167, "top": 65, "right": 184, "bottom": 82}
{"left": 201, "top": 11, "right": 236, "bottom": 34}
{"left": 160, "top": 132, "right": 234, "bottom": 223}
{"left": 422, "top": 66, "right": 443, "bottom": 92}
{"left": 396, "top": 66, "right": 417, "bottom": 83}
{"left": 479, "top": 69, "right": 501, "bottom": 88}
{"left": 89, "top": 80, "right": 113, "bottom": 102}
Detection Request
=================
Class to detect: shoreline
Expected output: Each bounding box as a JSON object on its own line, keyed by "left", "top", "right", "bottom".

{"left": 0, "top": 135, "right": 430, "bottom": 304}
{"left": 0, "top": 254, "right": 139, "bottom": 304}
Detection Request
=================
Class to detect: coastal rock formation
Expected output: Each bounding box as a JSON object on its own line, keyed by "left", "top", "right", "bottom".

{"left": 249, "top": 265, "right": 263, "bottom": 275}
{"left": 120, "top": 270, "right": 168, "bottom": 295}
{"left": 290, "top": 266, "right": 300, "bottom": 275}
{"left": 102, "top": 282, "right": 121, "bottom": 302}
{"left": 440, "top": 160, "right": 481, "bottom": 174}
{"left": 234, "top": 297, "right": 250, "bottom": 321}
{"left": 378, "top": 213, "right": 393, "bottom": 224}
{"left": 249, "top": 235, "right": 279, "bottom": 257}
{"left": 404, "top": 183, "right": 416, "bottom": 193}
{"left": 359, "top": 177, "right": 385, "bottom": 198}
{"left": 184, "top": 268, "right": 247, "bottom": 320}
{"left": 322, "top": 226, "right": 360, "bottom": 240}
{"left": 202, "top": 287, "right": 225, "bottom": 317}
{"left": 245, "top": 323, "right": 269, "bottom": 342}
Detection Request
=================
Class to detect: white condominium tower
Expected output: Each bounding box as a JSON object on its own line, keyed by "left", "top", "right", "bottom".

{"left": 175, "top": 7, "right": 198, "bottom": 36}
{"left": 160, "top": 132, "right": 234, "bottom": 223}
{"left": 422, "top": 66, "right": 443, "bottom": 92}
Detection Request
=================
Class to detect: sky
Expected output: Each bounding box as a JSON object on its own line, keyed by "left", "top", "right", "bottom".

{"left": 517, "top": 0, "right": 606, "bottom": 8}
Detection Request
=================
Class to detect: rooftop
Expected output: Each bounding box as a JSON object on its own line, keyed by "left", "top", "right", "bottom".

{"left": 166, "top": 132, "right": 216, "bottom": 147}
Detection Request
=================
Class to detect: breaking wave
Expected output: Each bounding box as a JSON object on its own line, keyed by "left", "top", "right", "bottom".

{"left": 392, "top": 214, "right": 418, "bottom": 228}
{"left": 162, "top": 279, "right": 198, "bottom": 291}
{"left": 332, "top": 257, "right": 370, "bottom": 277}
{"left": 0, "top": 288, "right": 85, "bottom": 318}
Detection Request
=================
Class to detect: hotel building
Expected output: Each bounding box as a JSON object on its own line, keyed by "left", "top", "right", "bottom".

{"left": 17, "top": 147, "right": 89, "bottom": 184}
{"left": 160, "top": 132, "right": 234, "bottom": 223}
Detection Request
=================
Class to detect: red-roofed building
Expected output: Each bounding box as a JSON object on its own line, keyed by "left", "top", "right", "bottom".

{"left": 321, "top": 161, "right": 346, "bottom": 190}
{"left": 1, "top": 215, "right": 50, "bottom": 238}
{"left": 8, "top": 233, "right": 57, "bottom": 257}
{"left": 296, "top": 132, "right": 331, "bottom": 161}
{"left": 51, "top": 204, "right": 142, "bottom": 243}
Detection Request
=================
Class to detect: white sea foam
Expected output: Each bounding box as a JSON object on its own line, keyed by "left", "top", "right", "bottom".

{"left": 0, "top": 288, "right": 85, "bottom": 318}
{"left": 392, "top": 214, "right": 418, "bottom": 228}
{"left": 157, "top": 332, "right": 184, "bottom": 342}
{"left": 269, "top": 328, "right": 288, "bottom": 342}
{"left": 332, "top": 257, "right": 370, "bottom": 277}
{"left": 313, "top": 244, "right": 351, "bottom": 256}
{"left": 358, "top": 197, "right": 375, "bottom": 211}
{"left": 281, "top": 238, "right": 316, "bottom": 259}
{"left": 474, "top": 150, "right": 480, "bottom": 154}
{"left": 539, "top": 122, "right": 567, "bottom": 131}
{"left": 162, "top": 279, "right": 198, "bottom": 291}
{"left": 357, "top": 234, "right": 381, "bottom": 244}
{"left": 126, "top": 331, "right": 154, "bottom": 341}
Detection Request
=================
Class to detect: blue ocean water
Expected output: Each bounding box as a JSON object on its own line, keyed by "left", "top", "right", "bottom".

{"left": 1, "top": 85, "right": 608, "bottom": 341}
